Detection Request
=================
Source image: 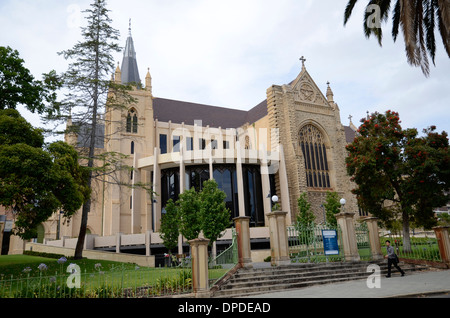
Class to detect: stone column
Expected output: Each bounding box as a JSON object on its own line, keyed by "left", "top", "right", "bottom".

{"left": 363, "top": 217, "right": 383, "bottom": 260}
{"left": 0, "top": 221, "right": 4, "bottom": 255}
{"left": 267, "top": 211, "right": 290, "bottom": 266}
{"left": 336, "top": 212, "right": 360, "bottom": 262}
{"left": 116, "top": 232, "right": 122, "bottom": 254}
{"left": 433, "top": 226, "right": 450, "bottom": 266}
{"left": 189, "top": 238, "right": 210, "bottom": 298}
{"left": 233, "top": 216, "right": 253, "bottom": 268}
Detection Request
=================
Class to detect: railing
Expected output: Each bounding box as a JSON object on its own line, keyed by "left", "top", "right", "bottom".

{"left": 380, "top": 234, "right": 442, "bottom": 263}
{"left": 208, "top": 228, "right": 238, "bottom": 287}
{"left": 355, "top": 222, "right": 372, "bottom": 261}
{"left": 287, "top": 224, "right": 345, "bottom": 263}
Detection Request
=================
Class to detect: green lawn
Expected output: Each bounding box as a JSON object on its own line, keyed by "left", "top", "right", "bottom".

{"left": 0, "top": 254, "right": 227, "bottom": 298}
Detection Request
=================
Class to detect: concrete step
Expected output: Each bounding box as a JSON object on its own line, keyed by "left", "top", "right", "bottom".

{"left": 212, "top": 261, "right": 427, "bottom": 298}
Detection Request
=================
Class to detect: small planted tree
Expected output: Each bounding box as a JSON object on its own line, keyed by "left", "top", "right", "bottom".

{"left": 199, "top": 180, "right": 231, "bottom": 245}
{"left": 295, "top": 192, "right": 315, "bottom": 246}
{"left": 159, "top": 180, "right": 231, "bottom": 252}
{"left": 323, "top": 191, "right": 341, "bottom": 227}
{"left": 159, "top": 199, "right": 180, "bottom": 255}
{"left": 296, "top": 192, "right": 315, "bottom": 227}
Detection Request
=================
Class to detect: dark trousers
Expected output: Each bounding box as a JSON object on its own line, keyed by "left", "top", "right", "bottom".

{"left": 387, "top": 258, "right": 405, "bottom": 276}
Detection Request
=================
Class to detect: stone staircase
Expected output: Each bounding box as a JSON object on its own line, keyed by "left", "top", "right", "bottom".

{"left": 211, "top": 261, "right": 428, "bottom": 298}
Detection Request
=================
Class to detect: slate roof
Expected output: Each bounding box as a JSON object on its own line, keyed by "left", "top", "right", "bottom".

{"left": 153, "top": 98, "right": 268, "bottom": 129}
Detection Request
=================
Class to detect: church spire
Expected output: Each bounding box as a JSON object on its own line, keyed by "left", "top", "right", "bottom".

{"left": 121, "top": 19, "right": 141, "bottom": 85}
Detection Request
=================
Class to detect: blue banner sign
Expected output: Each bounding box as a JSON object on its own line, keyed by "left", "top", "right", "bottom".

{"left": 322, "top": 230, "right": 339, "bottom": 256}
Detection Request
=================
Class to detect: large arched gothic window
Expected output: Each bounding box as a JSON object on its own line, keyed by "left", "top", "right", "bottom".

{"left": 126, "top": 109, "right": 138, "bottom": 134}
{"left": 299, "top": 124, "right": 331, "bottom": 189}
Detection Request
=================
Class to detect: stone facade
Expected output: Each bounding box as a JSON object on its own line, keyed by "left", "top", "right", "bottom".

{"left": 2, "top": 32, "right": 360, "bottom": 253}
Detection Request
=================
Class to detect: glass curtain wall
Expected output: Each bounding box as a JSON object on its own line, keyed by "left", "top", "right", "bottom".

{"left": 160, "top": 165, "right": 265, "bottom": 226}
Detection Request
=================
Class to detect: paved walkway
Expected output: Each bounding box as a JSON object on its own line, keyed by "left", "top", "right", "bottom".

{"left": 244, "top": 267, "right": 450, "bottom": 298}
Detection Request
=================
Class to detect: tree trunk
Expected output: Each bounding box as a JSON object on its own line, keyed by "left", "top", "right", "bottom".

{"left": 402, "top": 210, "right": 412, "bottom": 253}
{"left": 74, "top": 19, "right": 100, "bottom": 260}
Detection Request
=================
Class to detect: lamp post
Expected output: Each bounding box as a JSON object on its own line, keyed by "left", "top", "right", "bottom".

{"left": 340, "top": 198, "right": 346, "bottom": 213}
{"left": 271, "top": 195, "right": 279, "bottom": 211}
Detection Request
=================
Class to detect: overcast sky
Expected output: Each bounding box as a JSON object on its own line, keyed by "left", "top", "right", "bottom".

{"left": 1, "top": 0, "right": 449, "bottom": 140}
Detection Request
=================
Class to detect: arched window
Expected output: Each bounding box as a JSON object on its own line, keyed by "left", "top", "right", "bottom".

{"left": 126, "top": 109, "right": 138, "bottom": 134}
{"left": 299, "top": 124, "right": 331, "bottom": 189}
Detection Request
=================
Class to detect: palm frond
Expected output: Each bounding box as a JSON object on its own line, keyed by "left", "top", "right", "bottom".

{"left": 344, "top": 0, "right": 360, "bottom": 25}
{"left": 436, "top": 0, "right": 450, "bottom": 57}
{"left": 424, "top": 0, "right": 437, "bottom": 64}
{"left": 400, "top": 0, "right": 420, "bottom": 67}
{"left": 392, "top": 0, "right": 401, "bottom": 41}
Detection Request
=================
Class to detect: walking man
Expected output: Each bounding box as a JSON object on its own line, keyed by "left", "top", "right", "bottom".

{"left": 385, "top": 240, "right": 405, "bottom": 278}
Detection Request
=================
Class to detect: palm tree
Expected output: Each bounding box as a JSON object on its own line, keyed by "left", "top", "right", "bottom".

{"left": 344, "top": 0, "right": 450, "bottom": 77}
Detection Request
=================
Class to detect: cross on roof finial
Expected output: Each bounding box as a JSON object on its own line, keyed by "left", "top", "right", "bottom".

{"left": 300, "top": 56, "right": 306, "bottom": 67}
{"left": 128, "top": 18, "right": 132, "bottom": 36}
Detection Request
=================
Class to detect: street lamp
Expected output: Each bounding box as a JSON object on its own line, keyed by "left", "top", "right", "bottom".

{"left": 271, "top": 195, "right": 279, "bottom": 211}
{"left": 340, "top": 198, "right": 346, "bottom": 213}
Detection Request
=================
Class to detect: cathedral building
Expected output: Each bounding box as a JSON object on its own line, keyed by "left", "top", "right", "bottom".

{"left": 2, "top": 28, "right": 360, "bottom": 254}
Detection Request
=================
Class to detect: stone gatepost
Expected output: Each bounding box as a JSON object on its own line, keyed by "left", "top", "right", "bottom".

{"left": 0, "top": 221, "right": 4, "bottom": 255}
{"left": 267, "top": 211, "right": 290, "bottom": 266}
{"left": 189, "top": 238, "right": 210, "bottom": 298}
{"left": 336, "top": 212, "right": 360, "bottom": 262}
{"left": 233, "top": 216, "right": 253, "bottom": 268}
{"left": 363, "top": 217, "right": 384, "bottom": 260}
{"left": 433, "top": 226, "right": 450, "bottom": 267}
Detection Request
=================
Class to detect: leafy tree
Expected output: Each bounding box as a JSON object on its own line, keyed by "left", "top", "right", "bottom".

{"left": 0, "top": 109, "right": 89, "bottom": 239}
{"left": 296, "top": 192, "right": 315, "bottom": 227}
{"left": 54, "top": 0, "right": 137, "bottom": 259}
{"left": 294, "top": 192, "right": 315, "bottom": 247}
{"left": 199, "top": 180, "right": 231, "bottom": 245}
{"left": 161, "top": 180, "right": 231, "bottom": 248}
{"left": 343, "top": 0, "right": 450, "bottom": 77}
{"left": 323, "top": 191, "right": 341, "bottom": 227}
{"left": 159, "top": 199, "right": 181, "bottom": 254}
{"left": 177, "top": 187, "right": 203, "bottom": 241}
{"left": 0, "top": 46, "right": 61, "bottom": 116}
{"left": 346, "top": 110, "right": 449, "bottom": 252}
{"left": 438, "top": 212, "right": 450, "bottom": 226}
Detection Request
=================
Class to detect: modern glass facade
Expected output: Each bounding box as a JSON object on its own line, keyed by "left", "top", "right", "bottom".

{"left": 160, "top": 164, "right": 266, "bottom": 227}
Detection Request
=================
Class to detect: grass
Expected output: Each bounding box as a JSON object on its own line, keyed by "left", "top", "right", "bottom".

{"left": 0, "top": 254, "right": 140, "bottom": 279}
{"left": 0, "top": 254, "right": 228, "bottom": 298}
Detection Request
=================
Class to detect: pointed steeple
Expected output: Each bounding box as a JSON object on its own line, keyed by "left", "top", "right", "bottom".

{"left": 121, "top": 19, "right": 141, "bottom": 85}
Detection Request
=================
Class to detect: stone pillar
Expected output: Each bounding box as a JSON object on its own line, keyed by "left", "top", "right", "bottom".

{"left": 189, "top": 238, "right": 210, "bottom": 298}
{"left": 363, "top": 217, "right": 383, "bottom": 260}
{"left": 145, "top": 230, "right": 152, "bottom": 256}
{"left": 336, "top": 212, "right": 360, "bottom": 262}
{"left": 235, "top": 141, "right": 246, "bottom": 217}
{"left": 116, "top": 232, "right": 122, "bottom": 253}
{"left": 233, "top": 216, "right": 253, "bottom": 268}
{"left": 433, "top": 226, "right": 450, "bottom": 266}
{"left": 8, "top": 235, "right": 25, "bottom": 255}
{"left": 0, "top": 221, "right": 4, "bottom": 255}
{"left": 267, "top": 211, "right": 290, "bottom": 266}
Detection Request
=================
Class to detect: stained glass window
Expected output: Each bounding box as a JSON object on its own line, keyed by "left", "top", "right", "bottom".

{"left": 299, "top": 125, "right": 331, "bottom": 189}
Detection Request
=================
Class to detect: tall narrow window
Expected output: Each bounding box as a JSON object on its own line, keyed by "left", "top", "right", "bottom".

{"left": 299, "top": 125, "right": 331, "bottom": 189}
{"left": 160, "top": 134, "right": 167, "bottom": 154}
{"left": 131, "top": 141, "right": 135, "bottom": 155}
{"left": 126, "top": 109, "right": 138, "bottom": 134}
{"left": 173, "top": 136, "right": 180, "bottom": 152}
